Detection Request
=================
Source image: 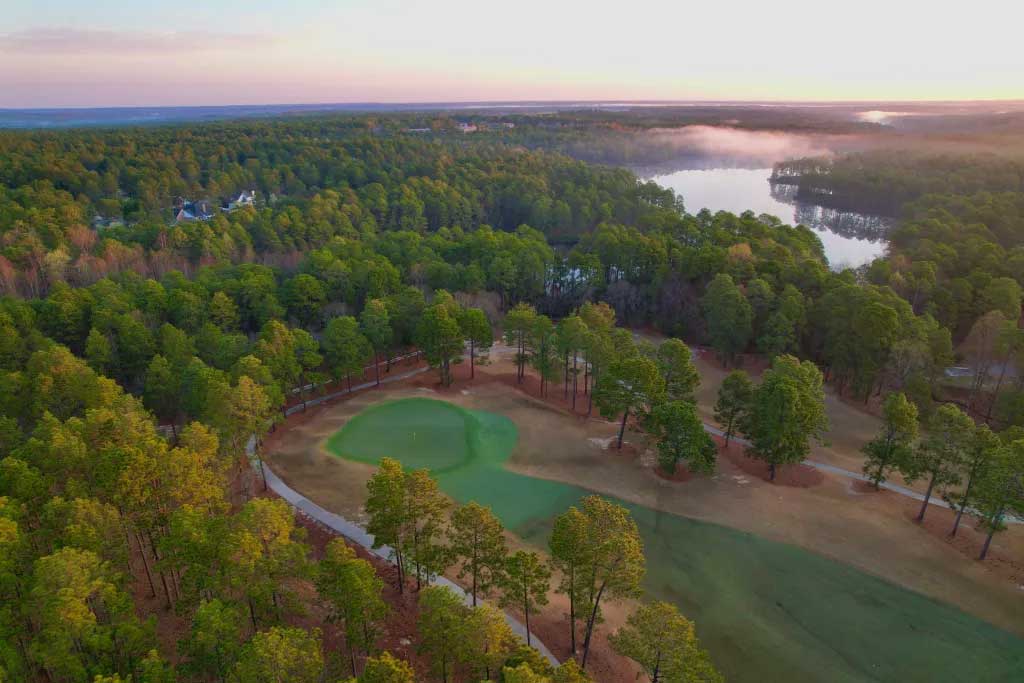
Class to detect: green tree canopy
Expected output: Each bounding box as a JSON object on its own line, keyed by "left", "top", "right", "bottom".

{"left": 459, "top": 307, "right": 493, "bottom": 379}
{"left": 593, "top": 355, "right": 665, "bottom": 449}
{"left": 862, "top": 392, "right": 919, "bottom": 490}
{"left": 415, "top": 303, "right": 464, "bottom": 387}
{"left": 609, "top": 601, "right": 723, "bottom": 683}
{"left": 323, "top": 315, "right": 372, "bottom": 389}
{"left": 360, "top": 299, "right": 392, "bottom": 386}
{"left": 656, "top": 338, "right": 700, "bottom": 404}
{"left": 745, "top": 354, "right": 828, "bottom": 481}
{"left": 315, "top": 539, "right": 388, "bottom": 676}
{"left": 449, "top": 501, "right": 507, "bottom": 606}
{"left": 650, "top": 400, "right": 717, "bottom": 476}
{"left": 228, "top": 626, "right": 323, "bottom": 683}
{"left": 499, "top": 550, "right": 551, "bottom": 647}
{"left": 899, "top": 404, "right": 973, "bottom": 522}
{"left": 973, "top": 439, "right": 1024, "bottom": 559}
{"left": 713, "top": 370, "right": 753, "bottom": 446}
{"left": 701, "top": 273, "right": 752, "bottom": 366}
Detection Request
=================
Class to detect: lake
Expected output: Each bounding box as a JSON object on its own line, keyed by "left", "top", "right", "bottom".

{"left": 650, "top": 167, "right": 890, "bottom": 269}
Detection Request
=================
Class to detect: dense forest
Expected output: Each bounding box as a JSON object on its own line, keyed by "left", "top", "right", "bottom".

{"left": 772, "top": 151, "right": 1024, "bottom": 217}
{"left": 770, "top": 140, "right": 1024, "bottom": 426}
{"left": 2, "top": 112, "right": 1024, "bottom": 681}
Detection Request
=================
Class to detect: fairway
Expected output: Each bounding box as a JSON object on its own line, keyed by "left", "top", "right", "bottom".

{"left": 327, "top": 397, "right": 1024, "bottom": 683}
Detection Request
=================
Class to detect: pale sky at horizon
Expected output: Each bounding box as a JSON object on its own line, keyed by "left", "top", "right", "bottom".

{"left": 1, "top": 0, "right": 1022, "bottom": 108}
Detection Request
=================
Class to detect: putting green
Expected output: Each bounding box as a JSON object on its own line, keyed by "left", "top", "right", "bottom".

{"left": 327, "top": 398, "right": 475, "bottom": 473}
{"left": 327, "top": 398, "right": 1024, "bottom": 683}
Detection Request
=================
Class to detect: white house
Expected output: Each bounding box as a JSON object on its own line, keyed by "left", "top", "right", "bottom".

{"left": 224, "top": 189, "right": 257, "bottom": 211}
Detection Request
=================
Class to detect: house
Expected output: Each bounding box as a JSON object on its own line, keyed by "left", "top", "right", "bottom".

{"left": 173, "top": 197, "right": 214, "bottom": 222}
{"left": 456, "top": 122, "right": 478, "bottom": 133}
{"left": 223, "top": 189, "right": 257, "bottom": 211}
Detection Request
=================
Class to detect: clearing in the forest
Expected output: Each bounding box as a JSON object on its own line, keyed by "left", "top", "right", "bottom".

{"left": 323, "top": 395, "right": 1024, "bottom": 683}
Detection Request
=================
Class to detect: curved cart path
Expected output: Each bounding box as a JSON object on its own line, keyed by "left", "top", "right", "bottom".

{"left": 253, "top": 363, "right": 560, "bottom": 667}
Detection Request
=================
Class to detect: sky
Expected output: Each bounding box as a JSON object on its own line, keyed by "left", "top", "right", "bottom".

{"left": 1, "top": 0, "right": 1022, "bottom": 108}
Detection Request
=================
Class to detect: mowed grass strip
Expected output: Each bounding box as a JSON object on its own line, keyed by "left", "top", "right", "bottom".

{"left": 327, "top": 397, "right": 1024, "bottom": 683}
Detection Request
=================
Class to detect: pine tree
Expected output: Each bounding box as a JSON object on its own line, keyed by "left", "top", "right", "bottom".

{"left": 609, "top": 601, "right": 722, "bottom": 683}
{"left": 713, "top": 370, "right": 753, "bottom": 446}
{"left": 316, "top": 539, "right": 388, "bottom": 676}
{"left": 499, "top": 550, "right": 551, "bottom": 646}
{"left": 862, "top": 392, "right": 918, "bottom": 490}
{"left": 365, "top": 458, "right": 409, "bottom": 592}
{"left": 449, "top": 502, "right": 508, "bottom": 606}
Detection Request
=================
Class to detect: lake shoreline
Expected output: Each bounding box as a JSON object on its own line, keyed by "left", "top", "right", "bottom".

{"left": 645, "top": 165, "right": 890, "bottom": 269}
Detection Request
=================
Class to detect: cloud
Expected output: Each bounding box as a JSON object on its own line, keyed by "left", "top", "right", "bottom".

{"left": 0, "top": 27, "right": 279, "bottom": 56}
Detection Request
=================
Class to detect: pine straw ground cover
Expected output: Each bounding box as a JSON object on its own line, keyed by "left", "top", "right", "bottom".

{"left": 326, "top": 397, "right": 1024, "bottom": 683}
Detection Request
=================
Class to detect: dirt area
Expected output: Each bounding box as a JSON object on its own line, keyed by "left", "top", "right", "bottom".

{"left": 714, "top": 434, "right": 826, "bottom": 487}
{"left": 686, "top": 343, "right": 949, "bottom": 496}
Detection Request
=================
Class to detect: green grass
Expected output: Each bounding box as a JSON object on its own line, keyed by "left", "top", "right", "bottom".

{"left": 327, "top": 398, "right": 474, "bottom": 473}
{"left": 327, "top": 397, "right": 1024, "bottom": 683}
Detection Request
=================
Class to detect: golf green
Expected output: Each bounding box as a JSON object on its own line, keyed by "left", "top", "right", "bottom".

{"left": 327, "top": 398, "right": 1024, "bottom": 683}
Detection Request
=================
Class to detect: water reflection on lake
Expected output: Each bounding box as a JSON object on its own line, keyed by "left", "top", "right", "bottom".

{"left": 649, "top": 167, "right": 890, "bottom": 269}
